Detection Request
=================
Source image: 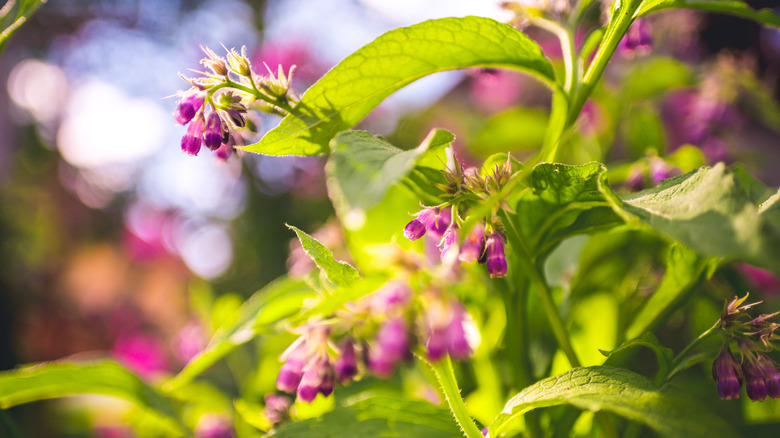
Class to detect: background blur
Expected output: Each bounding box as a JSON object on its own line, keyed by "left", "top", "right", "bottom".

{"left": 1, "top": 0, "right": 780, "bottom": 436}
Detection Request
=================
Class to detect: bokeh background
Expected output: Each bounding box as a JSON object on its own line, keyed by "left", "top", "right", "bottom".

{"left": 1, "top": 0, "right": 780, "bottom": 436}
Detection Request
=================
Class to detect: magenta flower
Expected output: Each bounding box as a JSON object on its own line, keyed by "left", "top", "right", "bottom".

{"left": 181, "top": 116, "right": 204, "bottom": 156}
{"left": 263, "top": 394, "right": 292, "bottom": 425}
{"left": 276, "top": 351, "right": 306, "bottom": 393}
{"left": 425, "top": 302, "right": 471, "bottom": 362}
{"left": 333, "top": 338, "right": 358, "bottom": 384}
{"left": 485, "top": 232, "right": 508, "bottom": 278}
{"left": 711, "top": 345, "right": 742, "bottom": 400}
{"left": 173, "top": 94, "right": 204, "bottom": 125}
{"left": 439, "top": 224, "right": 460, "bottom": 262}
{"left": 195, "top": 413, "right": 234, "bottom": 438}
{"left": 743, "top": 358, "right": 769, "bottom": 401}
{"left": 619, "top": 19, "right": 653, "bottom": 57}
{"left": 368, "top": 318, "right": 410, "bottom": 377}
{"left": 404, "top": 207, "right": 439, "bottom": 241}
{"left": 112, "top": 333, "right": 171, "bottom": 379}
{"left": 203, "top": 111, "right": 223, "bottom": 150}
{"left": 297, "top": 355, "right": 334, "bottom": 403}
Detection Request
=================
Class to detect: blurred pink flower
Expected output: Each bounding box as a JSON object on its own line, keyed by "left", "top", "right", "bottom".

{"left": 173, "top": 319, "right": 209, "bottom": 364}
{"left": 469, "top": 69, "right": 524, "bottom": 113}
{"left": 112, "top": 332, "right": 171, "bottom": 379}
{"left": 738, "top": 263, "right": 780, "bottom": 296}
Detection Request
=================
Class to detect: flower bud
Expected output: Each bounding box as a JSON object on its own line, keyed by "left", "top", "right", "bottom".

{"left": 369, "top": 318, "right": 409, "bottom": 377}
{"left": 333, "top": 338, "right": 358, "bottom": 384}
{"left": 711, "top": 345, "right": 742, "bottom": 400}
{"left": 404, "top": 207, "right": 439, "bottom": 241}
{"left": 276, "top": 354, "right": 306, "bottom": 393}
{"left": 263, "top": 394, "right": 292, "bottom": 425}
{"left": 439, "top": 225, "right": 459, "bottom": 262}
{"left": 204, "top": 111, "right": 223, "bottom": 151}
{"left": 459, "top": 223, "right": 485, "bottom": 263}
{"left": 173, "top": 94, "right": 204, "bottom": 124}
{"left": 428, "top": 207, "right": 451, "bottom": 240}
{"left": 619, "top": 19, "right": 652, "bottom": 57}
{"left": 181, "top": 117, "right": 204, "bottom": 156}
{"left": 756, "top": 355, "right": 780, "bottom": 399}
{"left": 743, "top": 359, "right": 768, "bottom": 401}
{"left": 485, "top": 232, "right": 507, "bottom": 278}
{"left": 297, "top": 356, "right": 334, "bottom": 403}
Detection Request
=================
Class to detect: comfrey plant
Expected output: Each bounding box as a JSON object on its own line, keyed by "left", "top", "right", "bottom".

{"left": 3, "top": 1, "right": 780, "bottom": 437}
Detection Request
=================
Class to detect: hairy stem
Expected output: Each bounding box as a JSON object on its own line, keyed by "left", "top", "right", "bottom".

{"left": 429, "top": 356, "right": 485, "bottom": 438}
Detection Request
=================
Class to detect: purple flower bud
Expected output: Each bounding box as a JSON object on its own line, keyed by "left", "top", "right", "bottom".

{"left": 204, "top": 111, "right": 223, "bottom": 151}
{"left": 439, "top": 225, "right": 460, "bottom": 262}
{"left": 263, "top": 394, "right": 292, "bottom": 425}
{"left": 712, "top": 345, "right": 742, "bottom": 400}
{"left": 485, "top": 232, "right": 507, "bottom": 278}
{"left": 619, "top": 19, "right": 652, "bottom": 57}
{"left": 756, "top": 355, "right": 780, "bottom": 399}
{"left": 426, "top": 328, "right": 448, "bottom": 362}
{"left": 215, "top": 139, "right": 234, "bottom": 161}
{"left": 334, "top": 338, "right": 358, "bottom": 384}
{"left": 181, "top": 117, "right": 204, "bottom": 156}
{"left": 429, "top": 207, "right": 452, "bottom": 240}
{"left": 425, "top": 302, "right": 471, "bottom": 362}
{"left": 369, "top": 318, "right": 409, "bottom": 377}
{"left": 404, "top": 207, "right": 439, "bottom": 241}
{"left": 173, "top": 94, "right": 204, "bottom": 125}
{"left": 225, "top": 108, "right": 246, "bottom": 128}
{"left": 370, "top": 282, "right": 412, "bottom": 312}
{"left": 446, "top": 305, "right": 471, "bottom": 360}
{"left": 297, "top": 356, "right": 334, "bottom": 403}
{"left": 743, "top": 359, "right": 768, "bottom": 401}
{"left": 459, "top": 223, "right": 485, "bottom": 263}
{"left": 276, "top": 354, "right": 306, "bottom": 393}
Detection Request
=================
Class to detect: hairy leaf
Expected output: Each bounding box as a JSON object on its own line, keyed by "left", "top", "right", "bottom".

{"left": 243, "top": 16, "right": 554, "bottom": 156}
{"left": 273, "top": 396, "right": 461, "bottom": 437}
{"left": 0, "top": 361, "right": 182, "bottom": 431}
{"left": 165, "top": 276, "right": 314, "bottom": 390}
{"left": 489, "top": 366, "right": 738, "bottom": 438}
{"left": 617, "top": 163, "right": 780, "bottom": 272}
{"left": 287, "top": 225, "right": 360, "bottom": 288}
{"left": 638, "top": 0, "right": 780, "bottom": 29}
{"left": 326, "top": 129, "right": 453, "bottom": 230}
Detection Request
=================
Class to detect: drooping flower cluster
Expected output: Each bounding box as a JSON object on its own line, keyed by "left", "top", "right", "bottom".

{"left": 172, "top": 46, "right": 297, "bottom": 160}
{"left": 403, "top": 153, "right": 514, "bottom": 278}
{"left": 275, "top": 281, "right": 474, "bottom": 403}
{"left": 711, "top": 294, "right": 780, "bottom": 401}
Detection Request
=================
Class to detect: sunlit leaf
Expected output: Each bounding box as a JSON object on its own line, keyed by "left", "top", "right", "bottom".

{"left": 0, "top": 361, "right": 183, "bottom": 432}
{"left": 243, "top": 16, "right": 555, "bottom": 156}
{"left": 601, "top": 332, "right": 674, "bottom": 377}
{"left": 165, "top": 276, "right": 314, "bottom": 391}
{"left": 638, "top": 0, "right": 780, "bottom": 29}
{"left": 272, "top": 396, "right": 461, "bottom": 438}
{"left": 489, "top": 366, "right": 739, "bottom": 438}
{"left": 287, "top": 225, "right": 360, "bottom": 288}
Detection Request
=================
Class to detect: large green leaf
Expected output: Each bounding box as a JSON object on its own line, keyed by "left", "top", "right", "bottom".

{"left": 326, "top": 129, "right": 453, "bottom": 229}
{"left": 272, "top": 396, "right": 461, "bottom": 437}
{"left": 489, "top": 366, "right": 739, "bottom": 438}
{"left": 637, "top": 0, "right": 780, "bottom": 28}
{"left": 287, "top": 225, "right": 360, "bottom": 288}
{"left": 616, "top": 163, "right": 780, "bottom": 272}
{"left": 243, "top": 16, "right": 555, "bottom": 156}
{"left": 515, "top": 163, "right": 621, "bottom": 258}
{"left": 0, "top": 361, "right": 182, "bottom": 432}
{"left": 165, "top": 276, "right": 314, "bottom": 390}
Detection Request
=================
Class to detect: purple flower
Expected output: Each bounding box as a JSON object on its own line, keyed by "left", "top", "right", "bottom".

{"left": 370, "top": 282, "right": 412, "bottom": 312}
{"left": 195, "top": 413, "right": 233, "bottom": 438}
{"left": 181, "top": 117, "right": 204, "bottom": 156}
{"left": 485, "top": 232, "right": 508, "bottom": 278}
{"left": 619, "top": 19, "right": 652, "bottom": 57}
{"left": 204, "top": 111, "right": 223, "bottom": 151}
{"left": 459, "top": 223, "right": 485, "bottom": 263}
{"left": 369, "top": 318, "right": 409, "bottom": 377}
{"left": 333, "top": 338, "right": 358, "bottom": 384}
{"left": 650, "top": 159, "right": 677, "bottom": 185}
{"left": 263, "top": 394, "right": 292, "bottom": 425}
{"left": 404, "top": 207, "right": 439, "bottom": 241}
{"left": 743, "top": 358, "right": 769, "bottom": 401}
{"left": 111, "top": 332, "right": 171, "bottom": 379}
{"left": 215, "top": 138, "right": 235, "bottom": 161}
{"left": 439, "top": 224, "right": 460, "bottom": 262}
{"left": 428, "top": 207, "right": 451, "bottom": 240}
{"left": 276, "top": 353, "right": 306, "bottom": 393}
{"left": 425, "top": 302, "right": 471, "bottom": 362}
{"left": 757, "top": 355, "right": 780, "bottom": 399}
{"left": 297, "top": 356, "right": 334, "bottom": 403}
{"left": 173, "top": 94, "right": 204, "bottom": 125}
{"left": 712, "top": 345, "right": 742, "bottom": 400}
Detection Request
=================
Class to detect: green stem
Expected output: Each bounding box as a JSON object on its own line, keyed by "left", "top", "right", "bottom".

{"left": 529, "top": 18, "right": 576, "bottom": 94}
{"left": 662, "top": 321, "right": 721, "bottom": 383}
{"left": 429, "top": 356, "right": 485, "bottom": 438}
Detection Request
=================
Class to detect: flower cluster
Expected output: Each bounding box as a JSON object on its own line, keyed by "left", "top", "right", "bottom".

{"left": 172, "top": 46, "right": 296, "bottom": 159}
{"left": 403, "top": 153, "right": 513, "bottom": 278}
{"left": 618, "top": 19, "right": 653, "bottom": 58}
{"left": 275, "top": 282, "right": 474, "bottom": 403}
{"left": 712, "top": 294, "right": 780, "bottom": 401}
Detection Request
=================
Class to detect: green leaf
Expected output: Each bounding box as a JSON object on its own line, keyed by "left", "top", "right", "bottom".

{"left": 243, "top": 16, "right": 555, "bottom": 156}
{"left": 616, "top": 163, "right": 780, "bottom": 272}
{"left": 601, "top": 333, "right": 674, "bottom": 377}
{"left": 515, "top": 163, "right": 621, "bottom": 258}
{"left": 620, "top": 57, "right": 693, "bottom": 102}
{"left": 165, "top": 276, "right": 314, "bottom": 391}
{"left": 326, "top": 129, "right": 453, "bottom": 229}
{"left": 287, "top": 225, "right": 360, "bottom": 288}
{"left": 637, "top": 0, "right": 780, "bottom": 29}
{"left": 272, "top": 396, "right": 461, "bottom": 438}
{"left": 0, "top": 361, "right": 183, "bottom": 432}
{"left": 626, "top": 244, "right": 716, "bottom": 339}
{"left": 489, "top": 366, "right": 739, "bottom": 438}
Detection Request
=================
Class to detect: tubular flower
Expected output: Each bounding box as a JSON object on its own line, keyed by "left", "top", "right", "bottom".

{"left": 711, "top": 344, "right": 742, "bottom": 400}
{"left": 404, "top": 207, "right": 440, "bottom": 241}
{"left": 485, "top": 232, "right": 508, "bottom": 278}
